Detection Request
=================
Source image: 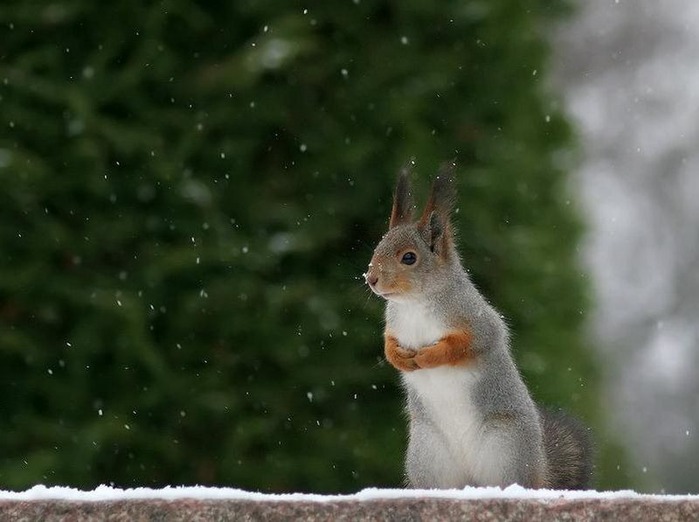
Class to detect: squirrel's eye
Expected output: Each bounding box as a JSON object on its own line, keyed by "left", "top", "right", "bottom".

{"left": 401, "top": 252, "right": 417, "bottom": 265}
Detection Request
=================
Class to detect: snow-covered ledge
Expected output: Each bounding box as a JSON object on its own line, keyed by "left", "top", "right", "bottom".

{"left": 1, "top": 485, "right": 697, "bottom": 521}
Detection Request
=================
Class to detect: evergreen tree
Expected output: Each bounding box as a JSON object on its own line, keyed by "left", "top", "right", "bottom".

{"left": 0, "top": 1, "right": 625, "bottom": 491}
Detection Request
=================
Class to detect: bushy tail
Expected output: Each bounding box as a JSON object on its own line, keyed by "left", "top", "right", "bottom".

{"left": 539, "top": 407, "right": 594, "bottom": 490}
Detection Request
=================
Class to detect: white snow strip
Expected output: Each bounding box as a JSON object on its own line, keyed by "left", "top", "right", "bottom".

{"left": 0, "top": 485, "right": 697, "bottom": 502}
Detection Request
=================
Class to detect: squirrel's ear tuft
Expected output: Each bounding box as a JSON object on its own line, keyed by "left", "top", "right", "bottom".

{"left": 389, "top": 165, "right": 415, "bottom": 229}
{"left": 426, "top": 162, "right": 457, "bottom": 217}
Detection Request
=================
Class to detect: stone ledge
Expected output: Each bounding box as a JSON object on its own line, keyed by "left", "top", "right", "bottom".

{"left": 1, "top": 497, "right": 698, "bottom": 521}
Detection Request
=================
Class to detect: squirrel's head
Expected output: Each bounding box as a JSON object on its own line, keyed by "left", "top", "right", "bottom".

{"left": 365, "top": 163, "right": 458, "bottom": 303}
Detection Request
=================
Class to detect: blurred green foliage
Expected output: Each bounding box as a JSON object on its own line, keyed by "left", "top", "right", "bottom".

{"left": 0, "top": 0, "right": 627, "bottom": 492}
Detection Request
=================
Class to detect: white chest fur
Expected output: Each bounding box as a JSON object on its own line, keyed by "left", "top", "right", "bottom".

{"left": 403, "top": 366, "right": 482, "bottom": 448}
{"left": 405, "top": 365, "right": 506, "bottom": 487}
{"left": 388, "top": 300, "right": 483, "bottom": 439}
{"left": 388, "top": 300, "right": 499, "bottom": 486}
{"left": 387, "top": 301, "right": 445, "bottom": 350}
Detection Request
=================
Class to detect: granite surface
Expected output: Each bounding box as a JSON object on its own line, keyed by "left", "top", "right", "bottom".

{"left": 1, "top": 497, "right": 697, "bottom": 521}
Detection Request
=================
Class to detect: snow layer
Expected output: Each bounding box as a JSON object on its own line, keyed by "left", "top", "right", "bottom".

{"left": 0, "top": 485, "right": 697, "bottom": 503}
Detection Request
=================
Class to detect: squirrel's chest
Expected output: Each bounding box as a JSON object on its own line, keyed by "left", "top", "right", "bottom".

{"left": 387, "top": 302, "right": 446, "bottom": 350}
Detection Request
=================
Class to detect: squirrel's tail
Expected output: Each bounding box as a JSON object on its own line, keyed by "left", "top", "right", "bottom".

{"left": 539, "top": 407, "right": 594, "bottom": 490}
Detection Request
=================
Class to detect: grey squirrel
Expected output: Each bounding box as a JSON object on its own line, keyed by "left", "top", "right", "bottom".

{"left": 364, "top": 165, "right": 593, "bottom": 489}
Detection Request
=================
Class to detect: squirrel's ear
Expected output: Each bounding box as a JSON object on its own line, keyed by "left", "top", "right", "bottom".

{"left": 389, "top": 166, "right": 415, "bottom": 229}
{"left": 418, "top": 163, "right": 457, "bottom": 255}
{"left": 418, "top": 211, "right": 448, "bottom": 254}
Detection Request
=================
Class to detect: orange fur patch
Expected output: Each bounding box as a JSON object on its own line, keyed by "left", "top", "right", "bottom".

{"left": 383, "top": 329, "right": 475, "bottom": 372}
{"left": 384, "top": 333, "right": 418, "bottom": 372}
{"left": 413, "top": 329, "right": 474, "bottom": 369}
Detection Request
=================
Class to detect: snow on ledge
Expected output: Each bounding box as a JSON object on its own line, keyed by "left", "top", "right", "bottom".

{"left": 0, "top": 484, "right": 696, "bottom": 503}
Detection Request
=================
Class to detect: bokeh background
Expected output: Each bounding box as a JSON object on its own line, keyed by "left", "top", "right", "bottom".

{"left": 553, "top": 0, "right": 699, "bottom": 494}
{"left": 0, "top": 0, "right": 693, "bottom": 494}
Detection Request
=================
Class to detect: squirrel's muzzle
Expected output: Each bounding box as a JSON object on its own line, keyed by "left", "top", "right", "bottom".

{"left": 365, "top": 272, "right": 379, "bottom": 287}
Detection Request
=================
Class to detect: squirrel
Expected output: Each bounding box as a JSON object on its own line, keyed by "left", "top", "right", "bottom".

{"left": 364, "top": 165, "right": 593, "bottom": 490}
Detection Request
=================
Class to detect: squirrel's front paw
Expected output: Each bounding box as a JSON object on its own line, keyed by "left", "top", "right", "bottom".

{"left": 384, "top": 335, "right": 419, "bottom": 372}
{"left": 414, "top": 330, "right": 474, "bottom": 369}
{"left": 414, "top": 345, "right": 443, "bottom": 369}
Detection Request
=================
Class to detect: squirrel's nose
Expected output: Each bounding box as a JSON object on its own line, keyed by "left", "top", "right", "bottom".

{"left": 366, "top": 273, "right": 379, "bottom": 286}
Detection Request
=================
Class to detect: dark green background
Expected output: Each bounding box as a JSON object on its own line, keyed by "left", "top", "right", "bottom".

{"left": 0, "top": 0, "right": 629, "bottom": 492}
